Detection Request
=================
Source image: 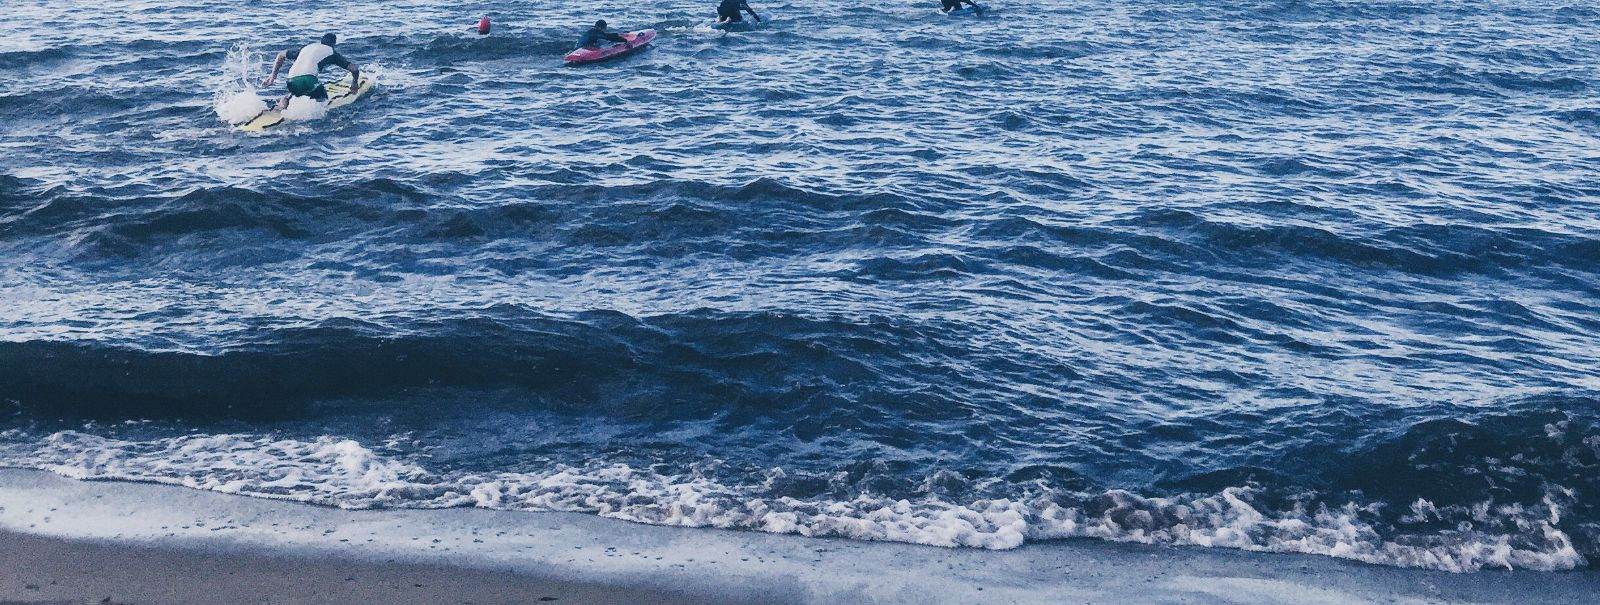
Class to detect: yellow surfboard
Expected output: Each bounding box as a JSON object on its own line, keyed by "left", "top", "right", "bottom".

{"left": 237, "top": 73, "right": 377, "bottom": 132}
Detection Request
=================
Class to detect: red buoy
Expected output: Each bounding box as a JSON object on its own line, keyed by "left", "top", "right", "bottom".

{"left": 476, "top": 15, "right": 491, "bottom": 35}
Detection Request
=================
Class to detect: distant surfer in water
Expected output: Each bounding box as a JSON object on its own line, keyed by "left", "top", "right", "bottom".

{"left": 717, "top": 0, "right": 762, "bottom": 25}
{"left": 262, "top": 33, "right": 360, "bottom": 110}
{"left": 940, "top": 0, "right": 984, "bottom": 14}
{"left": 576, "top": 20, "right": 628, "bottom": 49}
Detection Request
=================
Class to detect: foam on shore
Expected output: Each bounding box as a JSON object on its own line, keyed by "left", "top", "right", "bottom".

{"left": 1, "top": 468, "right": 1597, "bottom": 605}
{"left": 2, "top": 430, "right": 1586, "bottom": 573}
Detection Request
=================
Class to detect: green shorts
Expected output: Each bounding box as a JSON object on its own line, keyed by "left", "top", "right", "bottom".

{"left": 285, "top": 74, "right": 327, "bottom": 101}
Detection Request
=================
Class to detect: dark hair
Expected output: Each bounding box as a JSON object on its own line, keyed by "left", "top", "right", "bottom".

{"left": 320, "top": 33, "right": 337, "bottom": 45}
{"left": 594, "top": 20, "right": 607, "bottom": 28}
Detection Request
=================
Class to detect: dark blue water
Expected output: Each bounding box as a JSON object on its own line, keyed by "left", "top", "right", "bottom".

{"left": 3, "top": 0, "right": 1600, "bottom": 572}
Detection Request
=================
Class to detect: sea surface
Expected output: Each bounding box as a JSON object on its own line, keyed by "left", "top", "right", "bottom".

{"left": 2, "top": 0, "right": 1599, "bottom": 573}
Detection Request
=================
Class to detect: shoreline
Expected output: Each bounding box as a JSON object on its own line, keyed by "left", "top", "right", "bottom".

{"left": 1, "top": 469, "right": 1595, "bottom": 604}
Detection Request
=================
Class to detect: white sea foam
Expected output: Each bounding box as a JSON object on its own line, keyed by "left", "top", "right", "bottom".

{"left": 3, "top": 430, "right": 1586, "bottom": 573}
{"left": 27, "top": 431, "right": 443, "bottom": 506}
{"left": 214, "top": 90, "right": 267, "bottom": 124}
{"left": 683, "top": 23, "right": 729, "bottom": 37}
{"left": 279, "top": 96, "right": 329, "bottom": 121}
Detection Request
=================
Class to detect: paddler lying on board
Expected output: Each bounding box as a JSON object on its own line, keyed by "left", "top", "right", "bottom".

{"left": 717, "top": 0, "right": 762, "bottom": 25}
{"left": 940, "top": 0, "right": 984, "bottom": 14}
{"left": 576, "top": 20, "right": 629, "bottom": 50}
{"left": 262, "top": 33, "right": 361, "bottom": 111}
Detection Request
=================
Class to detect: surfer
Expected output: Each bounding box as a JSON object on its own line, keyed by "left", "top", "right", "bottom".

{"left": 576, "top": 20, "right": 629, "bottom": 49}
{"left": 940, "top": 0, "right": 984, "bottom": 13}
{"left": 717, "top": 0, "right": 762, "bottom": 25}
{"left": 262, "top": 33, "right": 360, "bottom": 110}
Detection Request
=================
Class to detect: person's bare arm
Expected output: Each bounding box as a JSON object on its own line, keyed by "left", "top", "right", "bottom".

{"left": 262, "top": 51, "right": 287, "bottom": 87}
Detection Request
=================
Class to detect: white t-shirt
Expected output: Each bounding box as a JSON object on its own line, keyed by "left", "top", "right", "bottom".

{"left": 286, "top": 43, "right": 346, "bottom": 78}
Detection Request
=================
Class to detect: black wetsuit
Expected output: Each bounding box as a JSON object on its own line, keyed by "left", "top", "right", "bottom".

{"left": 577, "top": 27, "right": 626, "bottom": 49}
{"left": 718, "top": 0, "right": 753, "bottom": 22}
{"left": 941, "top": 0, "right": 977, "bottom": 12}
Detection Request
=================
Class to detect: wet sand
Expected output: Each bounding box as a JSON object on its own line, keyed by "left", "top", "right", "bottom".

{"left": 0, "top": 529, "right": 702, "bottom": 605}
{"left": 1, "top": 469, "right": 1595, "bottom": 604}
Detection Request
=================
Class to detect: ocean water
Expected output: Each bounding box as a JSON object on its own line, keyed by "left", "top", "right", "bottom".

{"left": 2, "top": 0, "right": 1599, "bottom": 573}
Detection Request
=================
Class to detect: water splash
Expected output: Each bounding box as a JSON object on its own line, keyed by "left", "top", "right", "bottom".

{"left": 212, "top": 43, "right": 265, "bottom": 124}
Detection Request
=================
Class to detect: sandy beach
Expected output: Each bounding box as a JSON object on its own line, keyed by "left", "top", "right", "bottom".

{"left": 1, "top": 469, "right": 1595, "bottom": 604}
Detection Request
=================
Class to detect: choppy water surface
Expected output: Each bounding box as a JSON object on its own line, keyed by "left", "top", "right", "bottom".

{"left": 3, "top": 0, "right": 1600, "bottom": 572}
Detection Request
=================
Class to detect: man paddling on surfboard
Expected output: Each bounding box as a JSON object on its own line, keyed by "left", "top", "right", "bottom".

{"left": 262, "top": 33, "right": 361, "bottom": 111}
{"left": 716, "top": 0, "right": 762, "bottom": 26}
{"left": 940, "top": 0, "right": 984, "bottom": 14}
{"left": 576, "top": 20, "right": 629, "bottom": 50}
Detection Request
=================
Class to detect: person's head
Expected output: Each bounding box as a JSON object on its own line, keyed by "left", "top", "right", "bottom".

{"left": 320, "top": 33, "right": 337, "bottom": 46}
{"left": 594, "top": 20, "right": 607, "bottom": 30}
